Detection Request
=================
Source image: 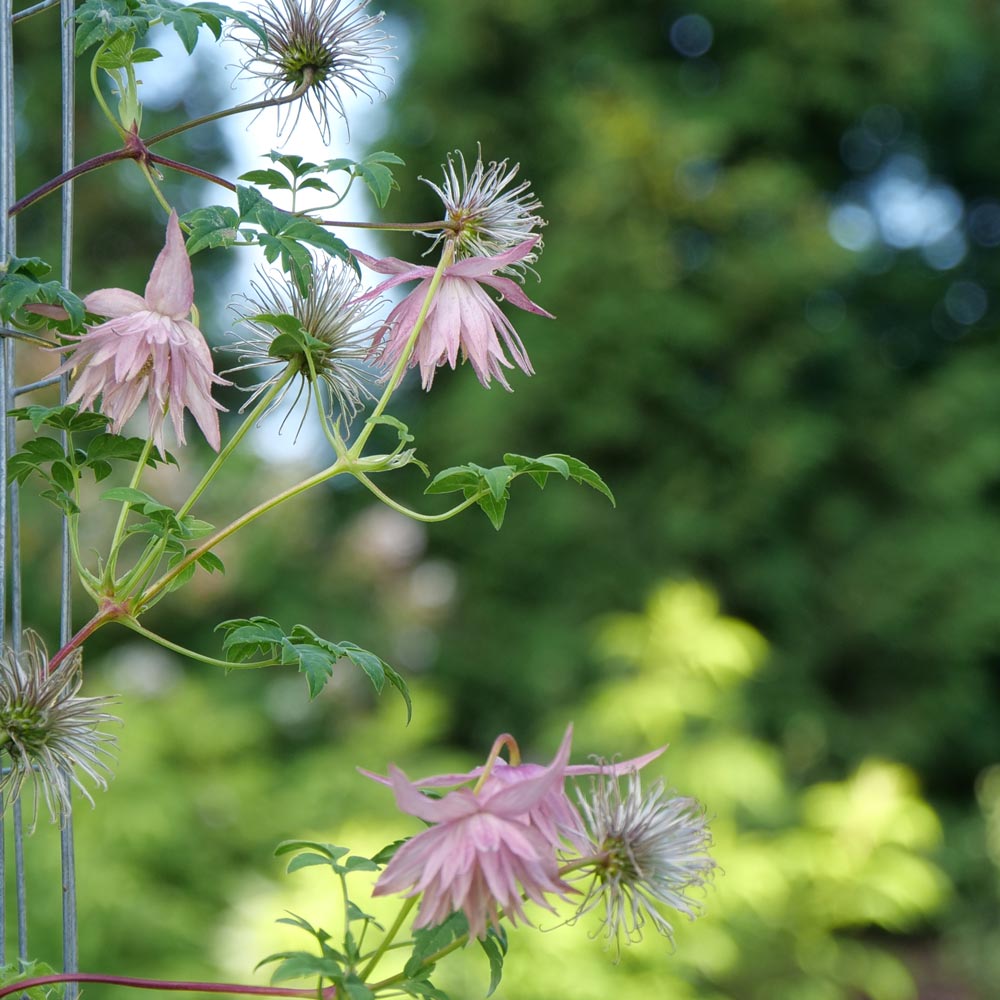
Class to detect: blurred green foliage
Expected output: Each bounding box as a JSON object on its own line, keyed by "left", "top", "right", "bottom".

{"left": 7, "top": 0, "right": 1000, "bottom": 997}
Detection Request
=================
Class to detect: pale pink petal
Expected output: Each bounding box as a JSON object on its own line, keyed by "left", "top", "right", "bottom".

{"left": 144, "top": 211, "right": 194, "bottom": 319}
{"left": 445, "top": 238, "right": 540, "bottom": 278}
{"left": 83, "top": 288, "right": 147, "bottom": 318}
{"left": 474, "top": 274, "right": 556, "bottom": 318}
{"left": 352, "top": 249, "right": 435, "bottom": 279}
{"left": 24, "top": 303, "right": 70, "bottom": 321}
{"left": 564, "top": 746, "right": 667, "bottom": 776}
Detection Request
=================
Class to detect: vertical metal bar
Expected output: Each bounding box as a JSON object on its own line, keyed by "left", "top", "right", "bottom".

{"left": 0, "top": 0, "right": 15, "bottom": 963}
{"left": 59, "top": 0, "right": 79, "bottom": 993}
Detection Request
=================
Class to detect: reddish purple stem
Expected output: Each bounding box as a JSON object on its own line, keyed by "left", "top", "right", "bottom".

{"left": 0, "top": 973, "right": 337, "bottom": 1000}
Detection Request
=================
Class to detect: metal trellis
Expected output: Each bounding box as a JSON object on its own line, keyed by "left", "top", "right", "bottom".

{"left": 0, "top": 0, "right": 80, "bottom": 992}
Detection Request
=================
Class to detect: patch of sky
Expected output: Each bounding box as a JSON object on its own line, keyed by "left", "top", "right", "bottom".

{"left": 828, "top": 151, "right": 968, "bottom": 270}
{"left": 137, "top": 4, "right": 412, "bottom": 464}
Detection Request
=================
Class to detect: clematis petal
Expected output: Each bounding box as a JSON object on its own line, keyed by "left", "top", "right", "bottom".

{"left": 144, "top": 211, "right": 194, "bottom": 319}
{"left": 83, "top": 288, "right": 147, "bottom": 318}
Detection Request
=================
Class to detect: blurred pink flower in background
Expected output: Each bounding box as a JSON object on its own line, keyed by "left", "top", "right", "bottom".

{"left": 52, "top": 211, "right": 228, "bottom": 451}
{"left": 354, "top": 238, "right": 553, "bottom": 390}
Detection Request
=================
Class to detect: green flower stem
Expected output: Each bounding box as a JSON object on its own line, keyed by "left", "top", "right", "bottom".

{"left": 180, "top": 366, "right": 299, "bottom": 518}
{"left": 138, "top": 161, "right": 175, "bottom": 215}
{"left": 90, "top": 41, "right": 129, "bottom": 140}
{"left": 46, "top": 603, "right": 126, "bottom": 675}
{"left": 353, "top": 472, "right": 485, "bottom": 523}
{"left": 119, "top": 368, "right": 299, "bottom": 598}
{"left": 349, "top": 241, "right": 455, "bottom": 460}
{"left": 357, "top": 896, "right": 418, "bottom": 982}
{"left": 136, "top": 458, "right": 349, "bottom": 610}
{"left": 0, "top": 972, "right": 336, "bottom": 1000}
{"left": 144, "top": 72, "right": 314, "bottom": 147}
{"left": 120, "top": 619, "right": 279, "bottom": 670}
{"left": 67, "top": 513, "right": 101, "bottom": 598}
{"left": 104, "top": 435, "right": 157, "bottom": 584}
{"left": 318, "top": 218, "right": 449, "bottom": 233}
{"left": 369, "top": 932, "right": 470, "bottom": 993}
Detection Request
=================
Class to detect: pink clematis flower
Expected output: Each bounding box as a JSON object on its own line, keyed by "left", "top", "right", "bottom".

{"left": 366, "top": 726, "right": 667, "bottom": 939}
{"left": 51, "top": 211, "right": 228, "bottom": 451}
{"left": 353, "top": 238, "right": 554, "bottom": 390}
{"left": 370, "top": 726, "right": 577, "bottom": 939}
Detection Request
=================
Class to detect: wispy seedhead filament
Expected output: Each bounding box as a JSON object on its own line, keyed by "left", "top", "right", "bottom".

{"left": 0, "top": 633, "right": 119, "bottom": 827}
{"left": 235, "top": 0, "right": 392, "bottom": 140}
{"left": 422, "top": 147, "right": 546, "bottom": 277}
{"left": 569, "top": 766, "right": 716, "bottom": 951}
{"left": 226, "top": 260, "right": 381, "bottom": 431}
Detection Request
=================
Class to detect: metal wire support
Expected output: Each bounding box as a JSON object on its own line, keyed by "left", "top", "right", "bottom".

{"left": 0, "top": 0, "right": 80, "bottom": 983}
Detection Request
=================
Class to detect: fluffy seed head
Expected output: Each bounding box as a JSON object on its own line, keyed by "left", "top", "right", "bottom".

{"left": 235, "top": 0, "right": 392, "bottom": 140}
{"left": 0, "top": 633, "right": 118, "bottom": 827}
{"left": 422, "top": 147, "right": 546, "bottom": 277}
{"left": 226, "top": 260, "right": 381, "bottom": 431}
{"left": 569, "top": 766, "right": 716, "bottom": 951}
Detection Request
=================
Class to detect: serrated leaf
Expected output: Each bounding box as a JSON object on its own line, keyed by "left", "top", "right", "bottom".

{"left": 74, "top": 0, "right": 148, "bottom": 55}
{"left": 546, "top": 453, "right": 616, "bottom": 506}
{"left": 425, "top": 466, "right": 482, "bottom": 494}
{"left": 481, "top": 465, "right": 514, "bottom": 501}
{"left": 286, "top": 853, "right": 336, "bottom": 874}
{"left": 274, "top": 840, "right": 348, "bottom": 860}
{"left": 238, "top": 169, "right": 292, "bottom": 191}
{"left": 298, "top": 177, "right": 335, "bottom": 194}
{"left": 478, "top": 933, "right": 506, "bottom": 998}
{"left": 476, "top": 491, "right": 507, "bottom": 530}
{"left": 196, "top": 551, "right": 225, "bottom": 574}
{"left": 180, "top": 205, "right": 240, "bottom": 255}
{"left": 357, "top": 161, "right": 398, "bottom": 209}
{"left": 100, "top": 486, "right": 169, "bottom": 510}
{"left": 267, "top": 954, "right": 343, "bottom": 985}
{"left": 325, "top": 157, "right": 357, "bottom": 173}
{"left": 405, "top": 913, "right": 469, "bottom": 977}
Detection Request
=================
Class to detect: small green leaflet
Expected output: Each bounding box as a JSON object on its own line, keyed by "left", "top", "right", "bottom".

{"left": 180, "top": 205, "right": 240, "bottom": 254}
{"left": 0, "top": 960, "right": 65, "bottom": 1000}
{"left": 326, "top": 151, "right": 405, "bottom": 208}
{"left": 404, "top": 913, "right": 469, "bottom": 979}
{"left": 74, "top": 0, "right": 148, "bottom": 56}
{"left": 75, "top": 0, "right": 266, "bottom": 56}
{"left": 0, "top": 256, "right": 87, "bottom": 330}
{"left": 185, "top": 187, "right": 353, "bottom": 294}
{"left": 424, "top": 452, "right": 614, "bottom": 530}
{"left": 215, "top": 617, "right": 411, "bottom": 716}
{"left": 478, "top": 928, "right": 507, "bottom": 997}
{"left": 274, "top": 840, "right": 379, "bottom": 877}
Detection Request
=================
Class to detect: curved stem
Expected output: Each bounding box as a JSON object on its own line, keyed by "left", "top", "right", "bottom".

{"left": 357, "top": 897, "right": 418, "bottom": 982}
{"left": 46, "top": 608, "right": 118, "bottom": 675}
{"left": 180, "top": 366, "right": 298, "bottom": 518}
{"left": 369, "top": 932, "right": 469, "bottom": 992}
{"left": 148, "top": 153, "right": 237, "bottom": 193}
{"left": 136, "top": 458, "right": 348, "bottom": 609}
{"left": 8, "top": 147, "right": 134, "bottom": 217}
{"left": 120, "top": 619, "right": 280, "bottom": 670}
{"left": 66, "top": 513, "right": 102, "bottom": 597}
{"left": 90, "top": 40, "right": 129, "bottom": 140}
{"left": 353, "top": 472, "right": 484, "bottom": 523}
{"left": 145, "top": 73, "right": 314, "bottom": 147}
{"left": 318, "top": 218, "right": 448, "bottom": 232}
{"left": 105, "top": 436, "right": 157, "bottom": 583}
{"left": 350, "top": 241, "right": 455, "bottom": 459}
{"left": 0, "top": 973, "right": 335, "bottom": 1000}
{"left": 138, "top": 161, "right": 175, "bottom": 214}
{"left": 121, "top": 368, "right": 299, "bottom": 599}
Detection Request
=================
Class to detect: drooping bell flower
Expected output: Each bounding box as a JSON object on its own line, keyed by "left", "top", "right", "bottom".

{"left": 51, "top": 211, "right": 228, "bottom": 451}
{"left": 354, "top": 238, "right": 553, "bottom": 390}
